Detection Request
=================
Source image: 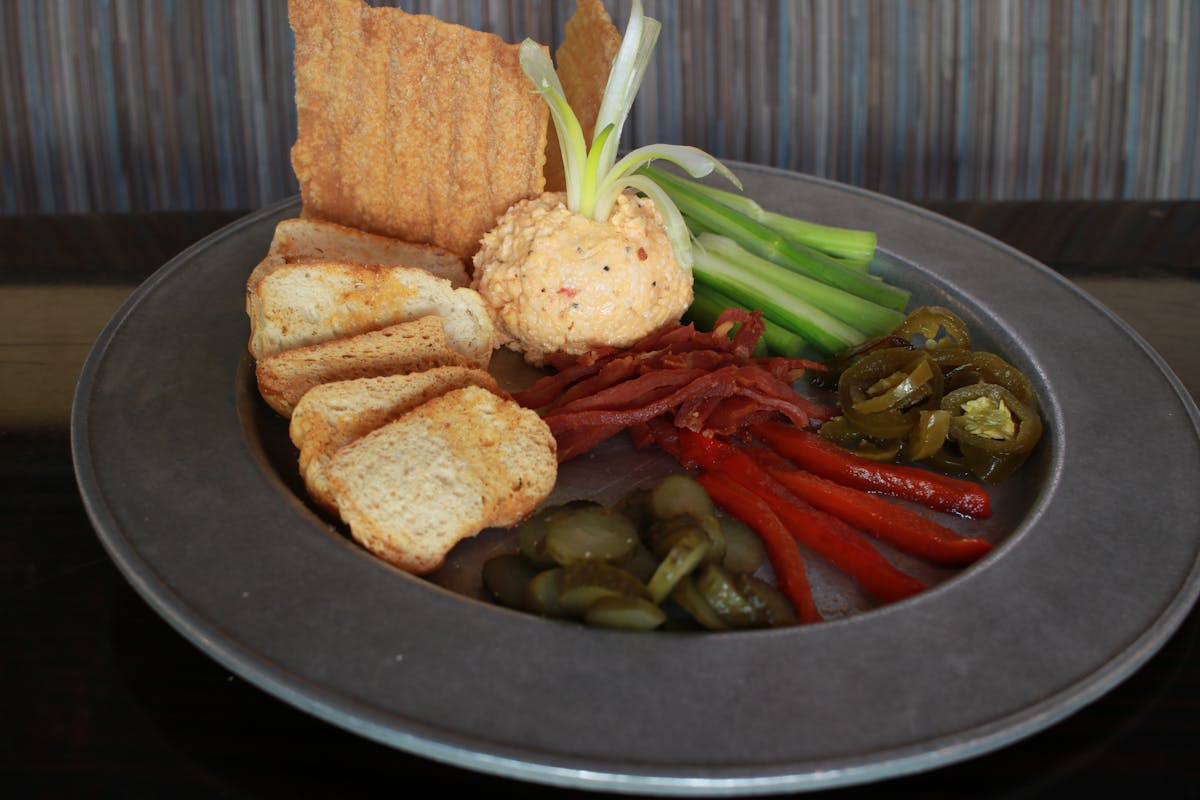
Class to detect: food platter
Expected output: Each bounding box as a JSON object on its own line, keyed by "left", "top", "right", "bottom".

{"left": 72, "top": 164, "right": 1200, "bottom": 795}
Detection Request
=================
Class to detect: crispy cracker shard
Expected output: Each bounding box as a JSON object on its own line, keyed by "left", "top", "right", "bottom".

{"left": 288, "top": 0, "right": 549, "bottom": 260}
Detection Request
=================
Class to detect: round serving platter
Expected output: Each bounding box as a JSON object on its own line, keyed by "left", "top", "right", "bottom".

{"left": 72, "top": 164, "right": 1200, "bottom": 795}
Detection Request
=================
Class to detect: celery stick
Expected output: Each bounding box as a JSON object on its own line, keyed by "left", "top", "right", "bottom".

{"left": 641, "top": 164, "right": 877, "bottom": 266}
{"left": 688, "top": 284, "right": 810, "bottom": 358}
{"left": 644, "top": 166, "right": 909, "bottom": 311}
{"left": 692, "top": 244, "right": 866, "bottom": 355}
{"left": 698, "top": 233, "right": 905, "bottom": 335}
{"left": 761, "top": 210, "right": 876, "bottom": 268}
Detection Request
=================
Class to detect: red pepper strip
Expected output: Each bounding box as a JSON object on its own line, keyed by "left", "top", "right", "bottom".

{"left": 751, "top": 451, "right": 993, "bottom": 566}
{"left": 695, "top": 471, "right": 822, "bottom": 624}
{"left": 753, "top": 422, "right": 992, "bottom": 519}
{"left": 680, "top": 430, "right": 927, "bottom": 604}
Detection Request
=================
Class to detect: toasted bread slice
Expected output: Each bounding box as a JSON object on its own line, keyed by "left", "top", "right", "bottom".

{"left": 246, "top": 261, "right": 495, "bottom": 364}
{"left": 290, "top": 366, "right": 502, "bottom": 514}
{"left": 255, "top": 316, "right": 473, "bottom": 417}
{"left": 325, "top": 385, "right": 557, "bottom": 575}
{"left": 247, "top": 218, "right": 469, "bottom": 289}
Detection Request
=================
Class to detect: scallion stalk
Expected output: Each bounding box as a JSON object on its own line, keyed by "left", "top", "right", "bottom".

{"left": 640, "top": 164, "right": 877, "bottom": 267}
{"left": 697, "top": 233, "right": 906, "bottom": 335}
{"left": 640, "top": 165, "right": 910, "bottom": 312}
{"left": 692, "top": 237, "right": 869, "bottom": 356}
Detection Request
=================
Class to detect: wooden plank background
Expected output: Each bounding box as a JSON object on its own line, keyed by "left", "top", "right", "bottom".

{"left": 2, "top": 0, "right": 1196, "bottom": 214}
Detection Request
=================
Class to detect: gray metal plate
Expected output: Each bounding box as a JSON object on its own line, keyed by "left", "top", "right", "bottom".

{"left": 72, "top": 164, "right": 1200, "bottom": 795}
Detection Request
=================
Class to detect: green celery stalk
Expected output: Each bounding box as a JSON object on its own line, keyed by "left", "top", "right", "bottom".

{"left": 697, "top": 233, "right": 906, "bottom": 335}
{"left": 641, "top": 164, "right": 877, "bottom": 267}
{"left": 692, "top": 241, "right": 867, "bottom": 356}
{"left": 642, "top": 165, "right": 910, "bottom": 311}
{"left": 688, "top": 284, "right": 810, "bottom": 358}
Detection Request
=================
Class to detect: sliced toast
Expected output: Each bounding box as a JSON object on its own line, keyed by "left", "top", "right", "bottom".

{"left": 289, "top": 367, "right": 502, "bottom": 514}
{"left": 247, "top": 217, "right": 469, "bottom": 289}
{"left": 255, "top": 316, "right": 472, "bottom": 417}
{"left": 325, "top": 385, "right": 557, "bottom": 575}
{"left": 246, "top": 260, "right": 495, "bottom": 364}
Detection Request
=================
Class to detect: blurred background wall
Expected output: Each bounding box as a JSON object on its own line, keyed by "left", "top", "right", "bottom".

{"left": 3, "top": 0, "right": 1196, "bottom": 215}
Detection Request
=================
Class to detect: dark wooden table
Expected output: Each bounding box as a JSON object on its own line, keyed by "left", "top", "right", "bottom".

{"left": 3, "top": 202, "right": 1198, "bottom": 798}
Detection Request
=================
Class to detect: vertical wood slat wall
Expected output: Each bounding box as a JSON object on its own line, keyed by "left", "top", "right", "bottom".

{"left": 2, "top": 0, "right": 1196, "bottom": 214}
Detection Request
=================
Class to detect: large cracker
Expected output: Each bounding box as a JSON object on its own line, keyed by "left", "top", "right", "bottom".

{"left": 289, "top": 0, "right": 549, "bottom": 260}
{"left": 544, "top": 0, "right": 623, "bottom": 193}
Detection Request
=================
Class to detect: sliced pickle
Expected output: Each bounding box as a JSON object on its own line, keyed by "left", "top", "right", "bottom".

{"left": 695, "top": 563, "right": 760, "bottom": 629}
{"left": 544, "top": 504, "right": 639, "bottom": 566}
{"left": 481, "top": 553, "right": 538, "bottom": 610}
{"left": 646, "top": 534, "right": 711, "bottom": 604}
{"left": 647, "top": 513, "right": 724, "bottom": 564}
{"left": 646, "top": 515, "right": 696, "bottom": 556}
{"left": 648, "top": 473, "right": 715, "bottom": 521}
{"left": 527, "top": 567, "right": 566, "bottom": 618}
{"left": 719, "top": 515, "right": 766, "bottom": 574}
{"left": 584, "top": 595, "right": 667, "bottom": 631}
{"left": 517, "top": 500, "right": 597, "bottom": 566}
{"left": 669, "top": 576, "right": 729, "bottom": 631}
{"left": 626, "top": 541, "right": 661, "bottom": 584}
{"left": 516, "top": 514, "right": 555, "bottom": 568}
{"left": 695, "top": 512, "right": 726, "bottom": 565}
{"left": 556, "top": 562, "right": 650, "bottom": 617}
{"left": 615, "top": 487, "right": 654, "bottom": 533}
{"left": 737, "top": 575, "right": 798, "bottom": 627}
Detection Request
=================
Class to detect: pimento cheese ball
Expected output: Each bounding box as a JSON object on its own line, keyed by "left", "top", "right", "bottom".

{"left": 472, "top": 190, "right": 692, "bottom": 366}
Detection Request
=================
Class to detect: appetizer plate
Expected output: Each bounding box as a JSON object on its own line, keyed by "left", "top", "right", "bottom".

{"left": 72, "top": 164, "right": 1200, "bottom": 795}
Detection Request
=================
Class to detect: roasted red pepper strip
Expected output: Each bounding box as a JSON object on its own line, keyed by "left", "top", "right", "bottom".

{"left": 680, "top": 430, "right": 927, "bottom": 604}
{"left": 753, "top": 422, "right": 992, "bottom": 519}
{"left": 694, "top": 472, "right": 822, "bottom": 624}
{"left": 750, "top": 450, "right": 993, "bottom": 566}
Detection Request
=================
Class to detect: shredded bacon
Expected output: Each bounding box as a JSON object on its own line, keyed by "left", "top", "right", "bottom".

{"left": 515, "top": 309, "right": 835, "bottom": 462}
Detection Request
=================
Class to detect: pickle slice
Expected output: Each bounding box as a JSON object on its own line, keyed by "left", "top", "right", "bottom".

{"left": 738, "top": 574, "right": 798, "bottom": 627}
{"left": 584, "top": 596, "right": 667, "bottom": 631}
{"left": 695, "top": 563, "right": 760, "bottom": 628}
{"left": 557, "top": 562, "right": 650, "bottom": 617}
{"left": 527, "top": 567, "right": 566, "bottom": 618}
{"left": 544, "top": 504, "right": 639, "bottom": 566}
{"left": 482, "top": 553, "right": 538, "bottom": 610}
{"left": 648, "top": 473, "right": 715, "bottom": 520}
{"left": 647, "top": 512, "right": 725, "bottom": 565}
{"left": 669, "top": 576, "right": 729, "bottom": 631}
{"left": 516, "top": 513, "right": 555, "bottom": 567}
{"left": 646, "top": 534, "right": 711, "bottom": 604}
{"left": 719, "top": 515, "right": 766, "bottom": 574}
